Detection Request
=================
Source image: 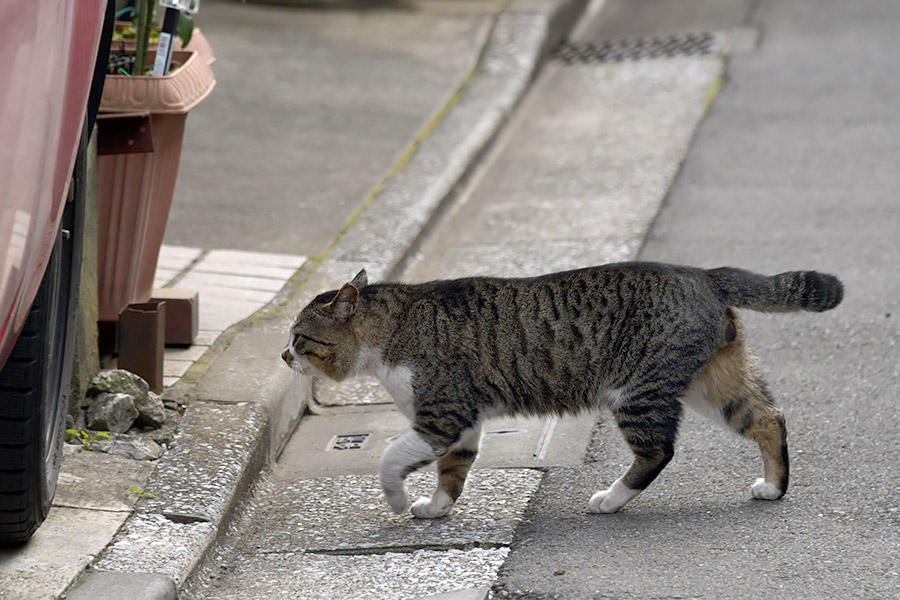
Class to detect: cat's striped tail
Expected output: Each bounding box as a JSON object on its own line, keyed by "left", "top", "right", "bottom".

{"left": 705, "top": 267, "right": 844, "bottom": 313}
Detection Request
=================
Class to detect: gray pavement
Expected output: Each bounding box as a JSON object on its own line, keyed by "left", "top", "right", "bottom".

{"left": 494, "top": 0, "right": 900, "bottom": 598}
{"left": 163, "top": 0, "right": 496, "bottom": 257}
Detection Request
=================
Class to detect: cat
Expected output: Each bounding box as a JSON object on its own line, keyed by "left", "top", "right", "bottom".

{"left": 282, "top": 262, "right": 843, "bottom": 518}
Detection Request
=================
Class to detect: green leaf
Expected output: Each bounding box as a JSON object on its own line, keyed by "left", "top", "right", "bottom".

{"left": 177, "top": 13, "right": 195, "bottom": 48}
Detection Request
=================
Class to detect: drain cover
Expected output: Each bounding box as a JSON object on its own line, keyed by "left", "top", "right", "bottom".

{"left": 327, "top": 433, "right": 371, "bottom": 451}
{"left": 554, "top": 32, "right": 717, "bottom": 64}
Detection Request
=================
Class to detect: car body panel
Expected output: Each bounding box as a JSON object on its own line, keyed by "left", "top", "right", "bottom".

{"left": 0, "top": 0, "right": 106, "bottom": 366}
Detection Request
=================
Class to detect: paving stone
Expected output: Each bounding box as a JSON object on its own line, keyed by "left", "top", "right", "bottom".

{"left": 65, "top": 571, "right": 176, "bottom": 600}
{"left": 163, "top": 359, "right": 194, "bottom": 379}
{"left": 191, "top": 263, "right": 299, "bottom": 281}
{"left": 199, "top": 249, "right": 306, "bottom": 270}
{"left": 187, "top": 284, "right": 277, "bottom": 304}
{"left": 156, "top": 245, "right": 203, "bottom": 271}
{"left": 164, "top": 345, "right": 209, "bottom": 362}
{"left": 0, "top": 507, "right": 128, "bottom": 599}
{"left": 177, "top": 272, "right": 286, "bottom": 293}
{"left": 196, "top": 297, "right": 271, "bottom": 331}
{"left": 314, "top": 375, "right": 392, "bottom": 407}
{"left": 154, "top": 269, "right": 181, "bottom": 288}
{"left": 246, "top": 469, "right": 542, "bottom": 553}
{"left": 54, "top": 449, "right": 154, "bottom": 512}
{"left": 93, "top": 513, "right": 216, "bottom": 586}
{"left": 194, "top": 330, "right": 221, "bottom": 346}
{"left": 185, "top": 548, "right": 506, "bottom": 600}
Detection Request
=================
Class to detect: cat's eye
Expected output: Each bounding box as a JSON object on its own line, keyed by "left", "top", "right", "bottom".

{"left": 300, "top": 333, "right": 336, "bottom": 347}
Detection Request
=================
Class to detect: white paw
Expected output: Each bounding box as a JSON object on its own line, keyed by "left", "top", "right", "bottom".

{"left": 588, "top": 489, "right": 620, "bottom": 514}
{"left": 410, "top": 496, "right": 453, "bottom": 519}
{"left": 384, "top": 487, "right": 409, "bottom": 514}
{"left": 588, "top": 479, "right": 640, "bottom": 514}
{"left": 751, "top": 478, "right": 783, "bottom": 500}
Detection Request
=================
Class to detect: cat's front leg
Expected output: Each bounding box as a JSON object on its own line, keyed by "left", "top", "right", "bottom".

{"left": 380, "top": 428, "right": 442, "bottom": 514}
{"left": 411, "top": 424, "right": 482, "bottom": 519}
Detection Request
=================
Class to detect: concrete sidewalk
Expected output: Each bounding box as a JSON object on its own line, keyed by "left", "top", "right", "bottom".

{"left": 0, "top": 1, "right": 585, "bottom": 599}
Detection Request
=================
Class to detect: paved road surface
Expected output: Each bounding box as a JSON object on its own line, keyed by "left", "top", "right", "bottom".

{"left": 495, "top": 0, "right": 900, "bottom": 598}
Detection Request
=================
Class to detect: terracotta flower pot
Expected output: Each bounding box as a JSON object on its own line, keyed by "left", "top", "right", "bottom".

{"left": 96, "top": 45, "right": 214, "bottom": 322}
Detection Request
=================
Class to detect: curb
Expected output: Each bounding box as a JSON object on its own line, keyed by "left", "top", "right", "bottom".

{"left": 64, "top": 1, "right": 587, "bottom": 597}
{"left": 65, "top": 572, "right": 177, "bottom": 600}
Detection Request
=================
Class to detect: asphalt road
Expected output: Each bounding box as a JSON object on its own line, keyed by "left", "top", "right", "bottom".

{"left": 161, "top": 0, "right": 494, "bottom": 257}
{"left": 494, "top": 0, "right": 900, "bottom": 598}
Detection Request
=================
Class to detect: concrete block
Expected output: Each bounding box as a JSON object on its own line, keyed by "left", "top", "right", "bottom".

{"left": 66, "top": 569, "right": 176, "bottom": 600}
{"left": 151, "top": 288, "right": 199, "bottom": 345}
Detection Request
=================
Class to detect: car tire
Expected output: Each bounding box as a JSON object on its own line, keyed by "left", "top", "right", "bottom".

{"left": 0, "top": 127, "right": 86, "bottom": 544}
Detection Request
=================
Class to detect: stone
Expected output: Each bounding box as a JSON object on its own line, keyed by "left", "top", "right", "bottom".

{"left": 95, "top": 435, "right": 164, "bottom": 461}
{"left": 86, "top": 392, "right": 139, "bottom": 434}
{"left": 134, "top": 392, "right": 167, "bottom": 428}
{"left": 88, "top": 369, "right": 150, "bottom": 401}
{"left": 146, "top": 409, "right": 181, "bottom": 446}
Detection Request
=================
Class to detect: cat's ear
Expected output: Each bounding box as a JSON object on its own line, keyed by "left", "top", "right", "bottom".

{"left": 330, "top": 282, "right": 359, "bottom": 321}
{"left": 350, "top": 269, "right": 368, "bottom": 289}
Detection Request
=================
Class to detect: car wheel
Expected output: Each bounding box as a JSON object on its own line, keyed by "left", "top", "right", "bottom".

{"left": 0, "top": 128, "right": 86, "bottom": 544}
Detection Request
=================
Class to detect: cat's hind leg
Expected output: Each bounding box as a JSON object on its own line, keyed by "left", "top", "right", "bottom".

{"left": 590, "top": 391, "right": 682, "bottom": 514}
{"left": 683, "top": 309, "right": 789, "bottom": 500}
{"left": 411, "top": 423, "right": 482, "bottom": 519}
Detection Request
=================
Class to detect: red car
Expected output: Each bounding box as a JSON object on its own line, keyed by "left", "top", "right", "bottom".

{"left": 0, "top": 0, "right": 110, "bottom": 542}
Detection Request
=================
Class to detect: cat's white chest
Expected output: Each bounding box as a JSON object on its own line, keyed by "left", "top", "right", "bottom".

{"left": 375, "top": 363, "right": 416, "bottom": 421}
{"left": 357, "top": 345, "right": 415, "bottom": 421}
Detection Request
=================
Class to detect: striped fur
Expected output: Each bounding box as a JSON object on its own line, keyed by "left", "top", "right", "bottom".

{"left": 284, "top": 262, "right": 843, "bottom": 516}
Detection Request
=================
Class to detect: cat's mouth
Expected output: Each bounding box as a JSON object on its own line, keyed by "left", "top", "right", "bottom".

{"left": 281, "top": 347, "right": 304, "bottom": 373}
{"left": 281, "top": 346, "right": 317, "bottom": 377}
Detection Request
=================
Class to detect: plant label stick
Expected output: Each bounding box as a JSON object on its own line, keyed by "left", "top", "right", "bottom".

{"left": 152, "top": 6, "right": 180, "bottom": 76}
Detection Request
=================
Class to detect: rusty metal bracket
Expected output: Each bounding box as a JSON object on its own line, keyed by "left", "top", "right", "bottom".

{"left": 96, "top": 113, "right": 154, "bottom": 155}
{"left": 118, "top": 301, "right": 166, "bottom": 392}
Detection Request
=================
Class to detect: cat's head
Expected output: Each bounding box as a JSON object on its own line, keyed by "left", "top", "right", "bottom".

{"left": 281, "top": 270, "right": 367, "bottom": 381}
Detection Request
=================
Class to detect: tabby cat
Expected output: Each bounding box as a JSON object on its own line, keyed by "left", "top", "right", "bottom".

{"left": 282, "top": 262, "right": 842, "bottom": 518}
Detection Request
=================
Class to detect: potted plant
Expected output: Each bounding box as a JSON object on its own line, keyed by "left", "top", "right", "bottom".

{"left": 96, "top": 0, "right": 214, "bottom": 323}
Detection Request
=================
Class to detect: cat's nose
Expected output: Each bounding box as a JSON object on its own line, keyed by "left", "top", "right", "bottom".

{"left": 281, "top": 348, "right": 293, "bottom": 366}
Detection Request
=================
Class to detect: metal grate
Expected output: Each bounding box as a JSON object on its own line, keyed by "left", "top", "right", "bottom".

{"left": 553, "top": 32, "right": 717, "bottom": 64}
{"left": 327, "top": 433, "right": 371, "bottom": 451}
